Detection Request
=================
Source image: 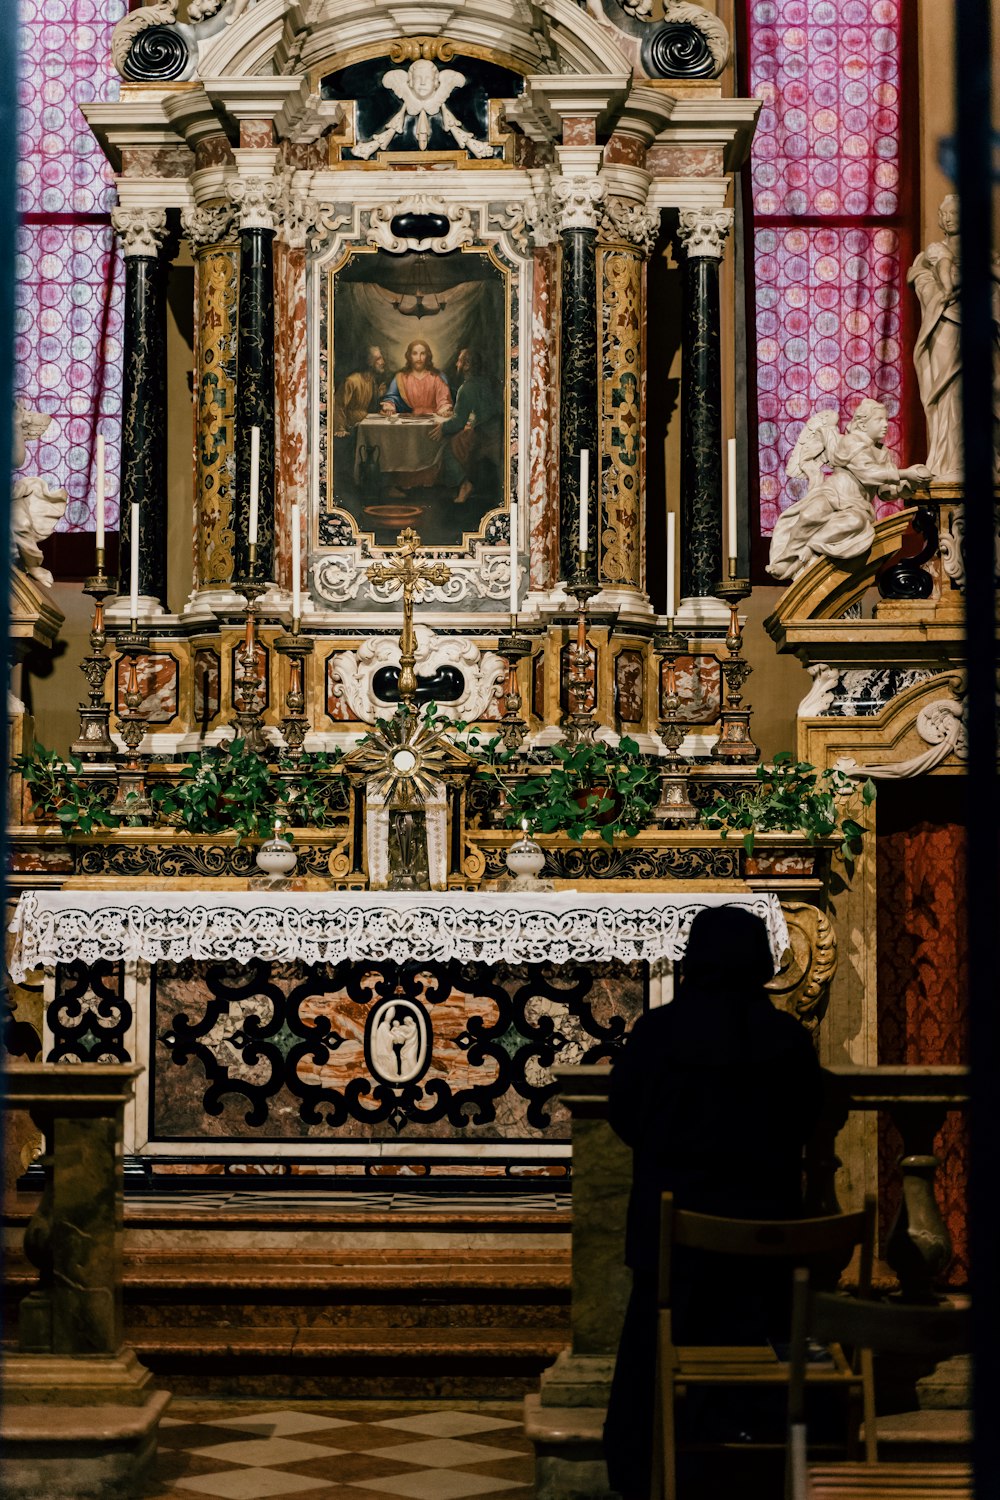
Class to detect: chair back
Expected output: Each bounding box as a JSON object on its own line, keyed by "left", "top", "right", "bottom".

{"left": 659, "top": 1193, "right": 876, "bottom": 1306}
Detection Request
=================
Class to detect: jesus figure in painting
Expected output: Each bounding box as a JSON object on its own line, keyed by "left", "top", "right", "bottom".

{"left": 380, "top": 340, "right": 453, "bottom": 418}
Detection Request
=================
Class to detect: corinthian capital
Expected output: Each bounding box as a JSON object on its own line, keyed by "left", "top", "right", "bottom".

{"left": 230, "top": 175, "right": 282, "bottom": 232}
{"left": 110, "top": 206, "right": 168, "bottom": 258}
{"left": 553, "top": 174, "right": 606, "bottom": 233}
{"left": 180, "top": 202, "right": 235, "bottom": 250}
{"left": 602, "top": 198, "right": 661, "bottom": 257}
{"left": 676, "top": 207, "right": 733, "bottom": 260}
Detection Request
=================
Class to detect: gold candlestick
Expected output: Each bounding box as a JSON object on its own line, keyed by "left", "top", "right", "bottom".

{"left": 72, "top": 557, "right": 116, "bottom": 762}
{"left": 562, "top": 548, "right": 600, "bottom": 747}
{"left": 109, "top": 624, "right": 153, "bottom": 822}
{"left": 654, "top": 622, "right": 697, "bottom": 824}
{"left": 497, "top": 613, "right": 532, "bottom": 753}
{"left": 711, "top": 575, "right": 760, "bottom": 764}
{"left": 275, "top": 620, "right": 314, "bottom": 757}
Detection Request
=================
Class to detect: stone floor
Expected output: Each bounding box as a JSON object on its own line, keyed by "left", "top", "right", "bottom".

{"left": 139, "top": 1400, "right": 534, "bottom": 1499}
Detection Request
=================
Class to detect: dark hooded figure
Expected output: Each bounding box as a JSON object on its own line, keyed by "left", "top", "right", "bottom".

{"left": 603, "top": 905, "right": 822, "bottom": 1500}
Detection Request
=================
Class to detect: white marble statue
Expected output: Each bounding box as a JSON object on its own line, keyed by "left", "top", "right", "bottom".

{"left": 907, "top": 195, "right": 1000, "bottom": 482}
{"left": 11, "top": 402, "right": 68, "bottom": 589}
{"left": 767, "top": 399, "right": 930, "bottom": 582}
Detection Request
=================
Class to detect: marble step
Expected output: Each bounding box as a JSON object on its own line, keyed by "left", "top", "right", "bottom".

{"left": 869, "top": 1409, "right": 972, "bottom": 1462}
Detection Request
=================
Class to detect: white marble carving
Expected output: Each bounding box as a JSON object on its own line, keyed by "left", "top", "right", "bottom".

{"left": 366, "top": 197, "right": 476, "bottom": 254}
{"left": 330, "top": 626, "right": 505, "bottom": 723}
{"left": 11, "top": 404, "right": 68, "bottom": 589}
{"left": 553, "top": 175, "right": 606, "bottom": 232}
{"left": 907, "top": 196, "right": 1000, "bottom": 482}
{"left": 836, "top": 695, "right": 968, "bottom": 780}
{"left": 353, "top": 58, "right": 494, "bottom": 160}
{"left": 609, "top": 0, "right": 731, "bottom": 74}
{"left": 313, "top": 543, "right": 512, "bottom": 606}
{"left": 110, "top": 206, "right": 168, "bottom": 257}
{"left": 676, "top": 207, "right": 732, "bottom": 260}
{"left": 797, "top": 663, "right": 839, "bottom": 719}
{"left": 602, "top": 198, "right": 660, "bottom": 256}
{"left": 768, "top": 400, "right": 931, "bottom": 581}
{"left": 180, "top": 203, "right": 234, "bottom": 249}
{"left": 369, "top": 999, "right": 428, "bottom": 1084}
{"left": 230, "top": 176, "right": 282, "bottom": 232}
{"left": 938, "top": 505, "right": 965, "bottom": 589}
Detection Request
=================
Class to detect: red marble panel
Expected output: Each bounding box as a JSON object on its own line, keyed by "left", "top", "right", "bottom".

{"left": 531, "top": 652, "right": 545, "bottom": 720}
{"left": 115, "top": 652, "right": 179, "bottom": 722}
{"left": 193, "top": 648, "right": 221, "bottom": 727}
{"left": 529, "top": 247, "right": 559, "bottom": 589}
{"left": 604, "top": 132, "right": 646, "bottom": 168}
{"left": 274, "top": 241, "right": 308, "bottom": 594}
{"left": 194, "top": 133, "right": 234, "bottom": 170}
{"left": 239, "top": 120, "right": 275, "bottom": 149}
{"left": 659, "top": 653, "right": 721, "bottom": 724}
{"left": 614, "top": 648, "right": 644, "bottom": 725}
{"left": 562, "top": 117, "right": 596, "bottom": 146}
{"left": 646, "top": 145, "right": 725, "bottom": 177}
{"left": 120, "top": 147, "right": 195, "bottom": 178}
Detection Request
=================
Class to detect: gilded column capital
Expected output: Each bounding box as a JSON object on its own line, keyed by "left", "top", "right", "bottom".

{"left": 229, "top": 174, "right": 282, "bottom": 232}
{"left": 601, "top": 198, "right": 660, "bottom": 257}
{"left": 180, "top": 202, "right": 235, "bottom": 250}
{"left": 553, "top": 174, "right": 606, "bottom": 233}
{"left": 676, "top": 207, "right": 733, "bottom": 260}
{"left": 110, "top": 205, "right": 168, "bottom": 258}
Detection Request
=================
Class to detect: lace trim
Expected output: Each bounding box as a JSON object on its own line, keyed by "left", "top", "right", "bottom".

{"left": 9, "top": 890, "right": 788, "bottom": 982}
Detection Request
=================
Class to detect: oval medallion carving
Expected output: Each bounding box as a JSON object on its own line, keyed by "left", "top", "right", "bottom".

{"left": 366, "top": 998, "right": 430, "bottom": 1085}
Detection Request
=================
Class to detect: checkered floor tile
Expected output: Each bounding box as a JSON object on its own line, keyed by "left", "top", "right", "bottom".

{"left": 142, "top": 1401, "right": 534, "bottom": 1499}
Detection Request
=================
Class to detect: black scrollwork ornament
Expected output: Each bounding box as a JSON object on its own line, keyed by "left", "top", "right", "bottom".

{"left": 642, "top": 23, "right": 716, "bottom": 79}
{"left": 123, "top": 25, "right": 190, "bottom": 83}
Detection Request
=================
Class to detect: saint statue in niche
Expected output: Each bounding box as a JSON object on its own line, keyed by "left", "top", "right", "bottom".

{"left": 328, "top": 250, "right": 507, "bottom": 547}
{"left": 767, "top": 399, "right": 930, "bottom": 581}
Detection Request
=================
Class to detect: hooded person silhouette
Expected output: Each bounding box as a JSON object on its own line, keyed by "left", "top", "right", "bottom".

{"left": 603, "top": 906, "right": 822, "bottom": 1499}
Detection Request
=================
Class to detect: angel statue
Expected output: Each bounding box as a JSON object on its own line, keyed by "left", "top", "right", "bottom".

{"left": 353, "top": 57, "right": 494, "bottom": 160}
{"left": 767, "top": 399, "right": 931, "bottom": 582}
{"left": 11, "top": 402, "right": 68, "bottom": 589}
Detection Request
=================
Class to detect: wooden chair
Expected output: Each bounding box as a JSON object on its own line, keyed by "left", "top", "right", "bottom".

{"left": 653, "top": 1192, "right": 876, "bottom": 1500}
{"left": 786, "top": 1270, "right": 971, "bottom": 1500}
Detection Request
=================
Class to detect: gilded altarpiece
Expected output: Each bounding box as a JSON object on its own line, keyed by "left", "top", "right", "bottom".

{"left": 599, "top": 244, "right": 644, "bottom": 592}
{"left": 194, "top": 243, "right": 239, "bottom": 587}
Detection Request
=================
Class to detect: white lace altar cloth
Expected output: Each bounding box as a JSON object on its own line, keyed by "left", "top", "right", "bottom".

{"left": 8, "top": 889, "right": 788, "bottom": 984}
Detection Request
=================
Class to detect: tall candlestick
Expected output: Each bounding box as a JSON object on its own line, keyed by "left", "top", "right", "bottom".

{"left": 666, "top": 510, "right": 676, "bottom": 620}
{"left": 95, "top": 434, "right": 105, "bottom": 553}
{"left": 578, "top": 449, "right": 589, "bottom": 552}
{"left": 727, "top": 436, "right": 738, "bottom": 571}
{"left": 248, "top": 426, "right": 260, "bottom": 548}
{"left": 509, "top": 500, "right": 519, "bottom": 615}
{"left": 129, "top": 502, "right": 140, "bottom": 621}
{"left": 291, "top": 501, "right": 302, "bottom": 621}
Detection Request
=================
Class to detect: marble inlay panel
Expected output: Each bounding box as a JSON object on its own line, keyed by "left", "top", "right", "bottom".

{"left": 195, "top": 245, "right": 239, "bottom": 586}
{"left": 120, "top": 146, "right": 194, "bottom": 178}
{"left": 599, "top": 247, "right": 642, "bottom": 589}
{"left": 115, "top": 651, "right": 179, "bottom": 722}
{"left": 194, "top": 647, "right": 221, "bottom": 727}
{"left": 275, "top": 241, "right": 308, "bottom": 594}
{"left": 614, "top": 648, "right": 644, "bottom": 725}
{"left": 659, "top": 653, "right": 722, "bottom": 724}
{"left": 532, "top": 652, "right": 545, "bottom": 720}
{"left": 121, "top": 253, "right": 168, "bottom": 604}
{"left": 680, "top": 256, "right": 723, "bottom": 596}
{"left": 195, "top": 133, "right": 234, "bottom": 170}
{"left": 529, "top": 246, "right": 559, "bottom": 589}
{"left": 559, "top": 230, "right": 599, "bottom": 581}
{"left": 234, "top": 228, "right": 277, "bottom": 580}
{"left": 240, "top": 121, "right": 275, "bottom": 149}
{"left": 646, "top": 145, "right": 725, "bottom": 177}
{"left": 150, "top": 958, "right": 646, "bottom": 1144}
{"left": 563, "top": 117, "right": 597, "bottom": 146}
{"left": 604, "top": 132, "right": 646, "bottom": 168}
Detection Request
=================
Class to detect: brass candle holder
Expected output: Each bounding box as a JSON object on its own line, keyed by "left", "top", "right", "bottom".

{"left": 711, "top": 573, "right": 760, "bottom": 765}
{"left": 654, "top": 622, "right": 698, "bottom": 825}
{"left": 562, "top": 550, "right": 600, "bottom": 748}
{"left": 71, "top": 550, "right": 116, "bottom": 762}
{"left": 275, "top": 617, "right": 313, "bottom": 757}
{"left": 231, "top": 548, "right": 270, "bottom": 755}
{"left": 496, "top": 614, "right": 532, "bottom": 752}
{"left": 109, "top": 620, "right": 153, "bottom": 823}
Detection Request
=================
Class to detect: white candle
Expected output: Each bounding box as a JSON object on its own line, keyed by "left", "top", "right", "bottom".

{"left": 578, "top": 449, "right": 589, "bottom": 552}
{"left": 95, "top": 434, "right": 105, "bottom": 552}
{"left": 509, "top": 500, "right": 519, "bottom": 614}
{"left": 291, "top": 501, "right": 302, "bottom": 621}
{"left": 727, "top": 436, "right": 738, "bottom": 567}
{"left": 666, "top": 510, "right": 676, "bottom": 621}
{"left": 129, "top": 502, "right": 140, "bottom": 620}
{"left": 248, "top": 426, "right": 260, "bottom": 547}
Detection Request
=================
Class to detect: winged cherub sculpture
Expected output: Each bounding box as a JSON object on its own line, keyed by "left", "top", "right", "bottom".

{"left": 767, "top": 399, "right": 930, "bottom": 581}
{"left": 353, "top": 57, "right": 494, "bottom": 160}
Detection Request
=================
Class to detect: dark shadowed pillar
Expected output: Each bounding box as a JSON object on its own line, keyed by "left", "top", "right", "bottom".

{"left": 231, "top": 176, "right": 279, "bottom": 583}
{"left": 111, "top": 206, "right": 169, "bottom": 612}
{"left": 555, "top": 173, "right": 604, "bottom": 582}
{"left": 676, "top": 207, "right": 732, "bottom": 600}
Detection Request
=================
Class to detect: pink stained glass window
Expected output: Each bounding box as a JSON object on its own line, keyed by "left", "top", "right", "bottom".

{"left": 745, "top": 0, "right": 915, "bottom": 540}
{"left": 15, "top": 0, "right": 125, "bottom": 533}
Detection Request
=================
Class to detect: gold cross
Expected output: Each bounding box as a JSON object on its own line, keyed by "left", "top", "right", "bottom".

{"left": 367, "top": 528, "right": 451, "bottom": 704}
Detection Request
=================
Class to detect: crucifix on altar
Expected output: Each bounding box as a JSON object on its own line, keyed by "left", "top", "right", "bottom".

{"left": 345, "top": 529, "right": 475, "bottom": 890}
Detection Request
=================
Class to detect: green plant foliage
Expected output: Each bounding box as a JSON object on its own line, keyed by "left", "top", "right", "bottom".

{"left": 699, "top": 752, "right": 876, "bottom": 861}
{"left": 151, "top": 738, "right": 345, "bottom": 842}
{"left": 12, "top": 742, "right": 120, "bottom": 834}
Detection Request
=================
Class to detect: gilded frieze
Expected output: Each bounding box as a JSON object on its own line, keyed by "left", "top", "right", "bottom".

{"left": 599, "top": 246, "right": 643, "bottom": 589}
{"left": 195, "top": 245, "right": 239, "bottom": 586}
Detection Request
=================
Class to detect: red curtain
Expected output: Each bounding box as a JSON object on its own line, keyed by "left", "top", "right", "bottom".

{"left": 876, "top": 779, "right": 968, "bottom": 1286}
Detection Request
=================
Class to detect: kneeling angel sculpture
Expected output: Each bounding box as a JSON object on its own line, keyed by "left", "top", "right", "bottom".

{"left": 767, "top": 399, "right": 930, "bottom": 582}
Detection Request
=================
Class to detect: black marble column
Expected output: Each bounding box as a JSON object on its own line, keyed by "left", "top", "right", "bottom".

{"left": 677, "top": 208, "right": 732, "bottom": 599}
{"left": 118, "top": 239, "right": 168, "bottom": 608}
{"left": 233, "top": 225, "right": 276, "bottom": 582}
{"left": 559, "top": 227, "right": 599, "bottom": 583}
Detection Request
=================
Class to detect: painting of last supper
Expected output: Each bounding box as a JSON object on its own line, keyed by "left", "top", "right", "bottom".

{"left": 327, "top": 247, "right": 508, "bottom": 549}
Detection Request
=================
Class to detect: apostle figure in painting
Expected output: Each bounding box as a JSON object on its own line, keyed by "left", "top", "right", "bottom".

{"left": 767, "top": 399, "right": 930, "bottom": 581}
{"left": 380, "top": 340, "right": 453, "bottom": 419}
{"left": 907, "top": 194, "right": 1000, "bottom": 481}
{"left": 430, "top": 347, "right": 502, "bottom": 504}
{"left": 332, "top": 345, "right": 387, "bottom": 436}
